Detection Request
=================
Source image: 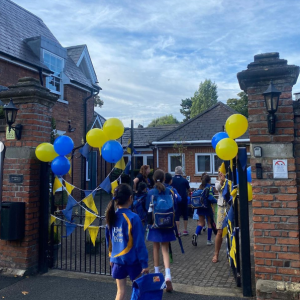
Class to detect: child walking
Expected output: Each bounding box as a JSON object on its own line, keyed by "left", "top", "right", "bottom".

{"left": 146, "top": 169, "right": 176, "bottom": 292}
{"left": 105, "top": 184, "right": 149, "bottom": 300}
{"left": 192, "top": 175, "right": 217, "bottom": 247}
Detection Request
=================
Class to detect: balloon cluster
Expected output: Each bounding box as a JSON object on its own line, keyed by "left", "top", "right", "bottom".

{"left": 212, "top": 114, "right": 248, "bottom": 161}
{"left": 86, "top": 118, "right": 124, "bottom": 163}
{"left": 35, "top": 136, "right": 74, "bottom": 176}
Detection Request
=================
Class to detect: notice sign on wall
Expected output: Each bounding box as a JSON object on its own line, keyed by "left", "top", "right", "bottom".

{"left": 273, "top": 159, "right": 288, "bottom": 179}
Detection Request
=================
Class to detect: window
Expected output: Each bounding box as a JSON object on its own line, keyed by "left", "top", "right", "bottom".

{"left": 196, "top": 154, "right": 211, "bottom": 174}
{"left": 168, "top": 153, "right": 185, "bottom": 174}
{"left": 147, "top": 156, "right": 154, "bottom": 169}
{"left": 134, "top": 156, "right": 144, "bottom": 170}
{"left": 43, "top": 50, "right": 64, "bottom": 95}
{"left": 123, "top": 154, "right": 154, "bottom": 170}
{"left": 195, "top": 153, "right": 220, "bottom": 175}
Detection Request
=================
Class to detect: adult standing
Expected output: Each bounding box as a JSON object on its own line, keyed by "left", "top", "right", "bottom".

{"left": 172, "top": 166, "right": 191, "bottom": 236}
{"left": 133, "top": 165, "right": 151, "bottom": 192}
{"left": 212, "top": 168, "right": 227, "bottom": 263}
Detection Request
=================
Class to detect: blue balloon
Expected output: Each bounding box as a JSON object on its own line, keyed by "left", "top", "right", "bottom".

{"left": 51, "top": 156, "right": 71, "bottom": 176}
{"left": 211, "top": 132, "right": 229, "bottom": 149}
{"left": 247, "top": 166, "right": 252, "bottom": 183}
{"left": 102, "top": 140, "right": 123, "bottom": 163}
{"left": 54, "top": 136, "right": 74, "bottom": 156}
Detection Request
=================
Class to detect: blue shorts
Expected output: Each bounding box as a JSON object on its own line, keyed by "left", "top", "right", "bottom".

{"left": 111, "top": 263, "right": 142, "bottom": 281}
{"left": 175, "top": 200, "right": 188, "bottom": 221}
{"left": 197, "top": 207, "right": 210, "bottom": 217}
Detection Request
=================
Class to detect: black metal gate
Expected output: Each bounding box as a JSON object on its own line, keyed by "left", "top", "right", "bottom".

{"left": 47, "top": 144, "right": 112, "bottom": 276}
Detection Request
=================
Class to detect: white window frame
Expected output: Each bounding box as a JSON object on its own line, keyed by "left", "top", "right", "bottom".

{"left": 123, "top": 154, "right": 153, "bottom": 169}
{"left": 43, "top": 50, "right": 64, "bottom": 98}
{"left": 195, "top": 153, "right": 213, "bottom": 175}
{"left": 168, "top": 153, "right": 185, "bottom": 175}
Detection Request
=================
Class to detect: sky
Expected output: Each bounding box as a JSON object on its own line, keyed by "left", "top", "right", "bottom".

{"left": 14, "top": 0, "right": 300, "bottom": 127}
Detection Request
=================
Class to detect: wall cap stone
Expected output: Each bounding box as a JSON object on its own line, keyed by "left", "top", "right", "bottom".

{"left": 257, "top": 279, "right": 300, "bottom": 296}
{"left": 0, "top": 77, "right": 58, "bottom": 108}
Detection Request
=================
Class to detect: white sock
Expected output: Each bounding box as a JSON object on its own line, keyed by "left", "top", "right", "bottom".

{"left": 165, "top": 268, "right": 171, "bottom": 280}
{"left": 154, "top": 266, "right": 160, "bottom": 273}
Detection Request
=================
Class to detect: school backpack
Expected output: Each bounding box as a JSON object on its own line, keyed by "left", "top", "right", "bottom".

{"left": 131, "top": 273, "right": 165, "bottom": 300}
{"left": 151, "top": 188, "right": 175, "bottom": 229}
{"left": 132, "top": 194, "right": 147, "bottom": 222}
{"left": 191, "top": 188, "right": 209, "bottom": 209}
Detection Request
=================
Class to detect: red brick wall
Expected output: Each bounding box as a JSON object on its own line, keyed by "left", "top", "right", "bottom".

{"left": 0, "top": 99, "right": 53, "bottom": 272}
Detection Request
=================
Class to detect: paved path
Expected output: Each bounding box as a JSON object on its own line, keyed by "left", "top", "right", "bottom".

{"left": 0, "top": 272, "right": 250, "bottom": 300}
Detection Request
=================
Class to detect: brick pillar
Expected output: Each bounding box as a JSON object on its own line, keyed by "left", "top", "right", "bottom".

{"left": 0, "top": 77, "right": 57, "bottom": 274}
{"left": 237, "top": 53, "right": 300, "bottom": 299}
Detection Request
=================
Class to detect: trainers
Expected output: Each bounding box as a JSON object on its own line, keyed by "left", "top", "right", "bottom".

{"left": 207, "top": 240, "right": 214, "bottom": 246}
{"left": 203, "top": 227, "right": 207, "bottom": 232}
{"left": 192, "top": 234, "right": 197, "bottom": 246}
{"left": 165, "top": 279, "right": 173, "bottom": 293}
{"left": 182, "top": 231, "right": 189, "bottom": 236}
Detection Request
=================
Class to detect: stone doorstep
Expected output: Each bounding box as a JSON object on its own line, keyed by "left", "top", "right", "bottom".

{"left": 257, "top": 279, "right": 300, "bottom": 297}
{"left": 0, "top": 267, "right": 26, "bottom": 277}
{"left": 45, "top": 269, "right": 244, "bottom": 298}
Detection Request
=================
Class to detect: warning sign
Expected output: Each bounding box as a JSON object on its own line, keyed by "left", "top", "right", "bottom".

{"left": 273, "top": 159, "right": 288, "bottom": 179}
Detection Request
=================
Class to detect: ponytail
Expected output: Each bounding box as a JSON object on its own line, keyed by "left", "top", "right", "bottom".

{"left": 105, "top": 183, "right": 133, "bottom": 229}
{"left": 105, "top": 199, "right": 116, "bottom": 229}
{"left": 153, "top": 169, "right": 165, "bottom": 193}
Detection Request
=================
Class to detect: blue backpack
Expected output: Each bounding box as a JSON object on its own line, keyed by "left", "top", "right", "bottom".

{"left": 151, "top": 189, "right": 175, "bottom": 229}
{"left": 191, "top": 188, "right": 209, "bottom": 209}
{"left": 131, "top": 273, "right": 165, "bottom": 300}
{"left": 132, "top": 194, "right": 147, "bottom": 222}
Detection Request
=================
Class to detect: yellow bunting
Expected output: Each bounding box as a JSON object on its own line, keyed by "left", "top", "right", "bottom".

{"left": 65, "top": 181, "right": 74, "bottom": 195}
{"left": 222, "top": 226, "right": 228, "bottom": 238}
{"left": 84, "top": 211, "right": 97, "bottom": 230}
{"left": 230, "top": 235, "right": 237, "bottom": 267}
{"left": 126, "top": 139, "right": 131, "bottom": 154}
{"left": 99, "top": 148, "right": 102, "bottom": 156}
{"left": 228, "top": 219, "right": 232, "bottom": 234}
{"left": 83, "top": 194, "right": 99, "bottom": 215}
{"left": 111, "top": 180, "right": 118, "bottom": 194}
{"left": 88, "top": 226, "right": 100, "bottom": 246}
{"left": 50, "top": 215, "right": 56, "bottom": 225}
{"left": 53, "top": 177, "right": 63, "bottom": 195}
{"left": 115, "top": 157, "right": 125, "bottom": 170}
{"left": 231, "top": 188, "right": 237, "bottom": 204}
{"left": 220, "top": 162, "right": 226, "bottom": 175}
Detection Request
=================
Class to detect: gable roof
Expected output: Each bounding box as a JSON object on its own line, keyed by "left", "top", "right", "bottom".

{"left": 88, "top": 111, "right": 106, "bottom": 130}
{"left": 155, "top": 102, "right": 249, "bottom": 143}
{"left": 66, "top": 45, "right": 86, "bottom": 64}
{"left": 121, "top": 125, "right": 179, "bottom": 148}
{"left": 0, "top": 0, "right": 100, "bottom": 91}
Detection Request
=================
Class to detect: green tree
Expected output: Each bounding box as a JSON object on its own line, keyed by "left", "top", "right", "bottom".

{"left": 180, "top": 98, "right": 193, "bottom": 122}
{"left": 226, "top": 92, "right": 248, "bottom": 117}
{"left": 94, "top": 95, "right": 104, "bottom": 107}
{"left": 147, "top": 114, "right": 179, "bottom": 127}
{"left": 190, "top": 79, "right": 218, "bottom": 118}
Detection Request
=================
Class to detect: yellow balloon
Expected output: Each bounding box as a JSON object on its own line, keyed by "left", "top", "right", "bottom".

{"left": 35, "top": 143, "right": 58, "bottom": 162}
{"left": 215, "top": 138, "right": 238, "bottom": 161}
{"left": 86, "top": 128, "right": 108, "bottom": 148}
{"left": 103, "top": 118, "right": 124, "bottom": 140}
{"left": 248, "top": 183, "right": 253, "bottom": 201}
{"left": 225, "top": 114, "right": 248, "bottom": 139}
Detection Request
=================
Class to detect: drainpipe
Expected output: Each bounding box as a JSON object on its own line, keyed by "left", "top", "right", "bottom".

{"left": 38, "top": 68, "right": 44, "bottom": 86}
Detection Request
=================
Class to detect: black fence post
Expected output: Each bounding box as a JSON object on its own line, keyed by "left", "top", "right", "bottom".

{"left": 237, "top": 147, "right": 252, "bottom": 297}
{"left": 39, "top": 162, "right": 50, "bottom": 273}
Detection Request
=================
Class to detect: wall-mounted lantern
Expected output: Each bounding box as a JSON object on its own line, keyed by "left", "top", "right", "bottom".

{"left": 3, "top": 99, "right": 23, "bottom": 140}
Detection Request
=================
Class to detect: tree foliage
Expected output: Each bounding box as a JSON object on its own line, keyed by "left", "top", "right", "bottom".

{"left": 190, "top": 79, "right": 218, "bottom": 118}
{"left": 226, "top": 92, "right": 248, "bottom": 117}
{"left": 147, "top": 114, "right": 179, "bottom": 127}
{"left": 94, "top": 95, "right": 104, "bottom": 107}
{"left": 180, "top": 98, "right": 193, "bottom": 122}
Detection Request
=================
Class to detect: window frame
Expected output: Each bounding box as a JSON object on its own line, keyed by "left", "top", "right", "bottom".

{"left": 123, "top": 154, "right": 154, "bottom": 170}
{"left": 195, "top": 153, "right": 213, "bottom": 175}
{"left": 43, "top": 50, "right": 64, "bottom": 97}
{"left": 168, "top": 153, "right": 185, "bottom": 175}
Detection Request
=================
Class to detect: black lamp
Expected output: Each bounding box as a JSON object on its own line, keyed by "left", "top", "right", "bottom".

{"left": 3, "top": 99, "right": 23, "bottom": 140}
{"left": 262, "top": 81, "right": 281, "bottom": 134}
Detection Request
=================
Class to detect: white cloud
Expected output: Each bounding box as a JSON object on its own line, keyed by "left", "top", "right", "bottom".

{"left": 14, "top": 0, "right": 300, "bottom": 127}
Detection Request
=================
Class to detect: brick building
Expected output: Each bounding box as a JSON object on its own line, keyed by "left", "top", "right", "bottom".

{"left": 0, "top": 0, "right": 101, "bottom": 194}
{"left": 152, "top": 102, "right": 250, "bottom": 187}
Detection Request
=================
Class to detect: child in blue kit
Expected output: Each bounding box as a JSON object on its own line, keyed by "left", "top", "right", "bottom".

{"left": 146, "top": 169, "right": 176, "bottom": 293}
{"left": 192, "top": 174, "right": 217, "bottom": 247}
{"left": 105, "top": 183, "right": 149, "bottom": 300}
